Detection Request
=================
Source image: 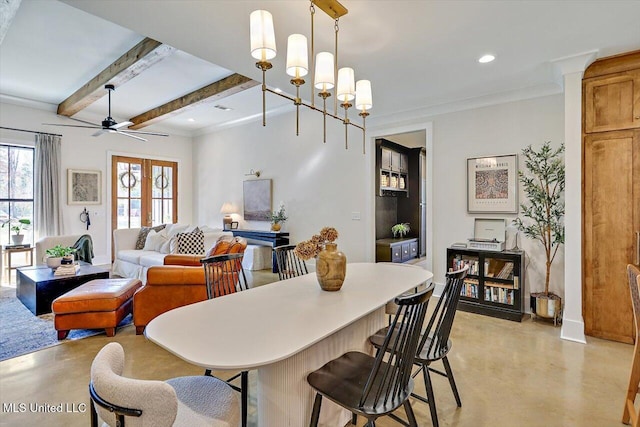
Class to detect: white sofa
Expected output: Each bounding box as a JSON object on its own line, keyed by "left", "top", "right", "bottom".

{"left": 35, "top": 234, "right": 83, "bottom": 265}
{"left": 112, "top": 225, "right": 232, "bottom": 282}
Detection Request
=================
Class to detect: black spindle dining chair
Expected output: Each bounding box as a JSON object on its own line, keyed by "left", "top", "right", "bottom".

{"left": 307, "top": 286, "right": 434, "bottom": 427}
{"left": 368, "top": 266, "right": 468, "bottom": 427}
{"left": 273, "top": 244, "right": 308, "bottom": 280}
{"left": 200, "top": 252, "right": 250, "bottom": 427}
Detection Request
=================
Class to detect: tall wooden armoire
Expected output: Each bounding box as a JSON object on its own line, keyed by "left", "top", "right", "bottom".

{"left": 583, "top": 50, "right": 640, "bottom": 344}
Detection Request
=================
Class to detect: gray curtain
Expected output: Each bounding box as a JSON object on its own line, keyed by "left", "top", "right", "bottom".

{"left": 34, "top": 134, "right": 62, "bottom": 237}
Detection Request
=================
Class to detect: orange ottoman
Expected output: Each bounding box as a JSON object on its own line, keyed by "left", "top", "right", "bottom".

{"left": 52, "top": 278, "right": 142, "bottom": 340}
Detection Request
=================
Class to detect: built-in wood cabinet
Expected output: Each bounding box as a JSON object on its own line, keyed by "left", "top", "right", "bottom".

{"left": 583, "top": 50, "right": 640, "bottom": 344}
{"left": 584, "top": 69, "right": 640, "bottom": 133}
{"left": 376, "top": 238, "right": 418, "bottom": 263}
{"left": 379, "top": 145, "right": 409, "bottom": 196}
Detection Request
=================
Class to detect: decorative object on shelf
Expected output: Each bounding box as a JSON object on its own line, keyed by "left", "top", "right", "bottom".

{"left": 80, "top": 207, "right": 91, "bottom": 231}
{"left": 68, "top": 169, "right": 101, "bottom": 205}
{"left": 250, "top": 1, "right": 372, "bottom": 153}
{"left": 2, "top": 218, "right": 31, "bottom": 245}
{"left": 245, "top": 169, "right": 261, "bottom": 178}
{"left": 391, "top": 222, "right": 410, "bottom": 239}
{"left": 514, "top": 141, "right": 565, "bottom": 324}
{"left": 268, "top": 202, "right": 288, "bottom": 232}
{"left": 399, "top": 177, "right": 405, "bottom": 189}
{"left": 45, "top": 245, "right": 76, "bottom": 270}
{"left": 220, "top": 202, "right": 237, "bottom": 230}
{"left": 243, "top": 179, "right": 272, "bottom": 221}
{"left": 467, "top": 154, "right": 518, "bottom": 213}
{"left": 295, "top": 227, "right": 346, "bottom": 291}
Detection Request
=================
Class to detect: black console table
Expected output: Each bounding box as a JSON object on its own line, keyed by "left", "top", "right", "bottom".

{"left": 232, "top": 230, "right": 290, "bottom": 273}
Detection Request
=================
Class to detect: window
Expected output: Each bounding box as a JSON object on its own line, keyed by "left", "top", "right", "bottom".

{"left": 0, "top": 144, "right": 34, "bottom": 246}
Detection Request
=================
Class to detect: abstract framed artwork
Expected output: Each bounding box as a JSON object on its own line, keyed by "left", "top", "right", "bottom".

{"left": 467, "top": 154, "right": 518, "bottom": 213}
{"left": 243, "top": 179, "right": 272, "bottom": 221}
{"left": 68, "top": 169, "right": 101, "bottom": 205}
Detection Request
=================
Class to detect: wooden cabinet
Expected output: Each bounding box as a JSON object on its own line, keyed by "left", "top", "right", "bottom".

{"left": 381, "top": 148, "right": 393, "bottom": 170}
{"left": 583, "top": 129, "right": 640, "bottom": 343}
{"left": 379, "top": 145, "right": 409, "bottom": 196}
{"left": 447, "top": 248, "right": 525, "bottom": 322}
{"left": 583, "top": 50, "right": 640, "bottom": 344}
{"left": 376, "top": 238, "right": 418, "bottom": 263}
{"left": 584, "top": 69, "right": 640, "bottom": 133}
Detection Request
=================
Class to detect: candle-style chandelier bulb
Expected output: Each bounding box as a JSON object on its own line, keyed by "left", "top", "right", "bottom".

{"left": 286, "top": 34, "right": 308, "bottom": 78}
{"left": 314, "top": 52, "right": 335, "bottom": 91}
{"left": 337, "top": 67, "right": 355, "bottom": 102}
{"left": 250, "top": 10, "right": 277, "bottom": 61}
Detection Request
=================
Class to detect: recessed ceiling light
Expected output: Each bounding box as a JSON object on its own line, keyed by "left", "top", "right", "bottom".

{"left": 478, "top": 54, "right": 495, "bottom": 64}
{"left": 187, "top": 118, "right": 195, "bottom": 122}
{"left": 214, "top": 105, "right": 233, "bottom": 111}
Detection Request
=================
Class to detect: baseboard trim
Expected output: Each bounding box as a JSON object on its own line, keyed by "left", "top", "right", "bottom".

{"left": 560, "top": 318, "right": 586, "bottom": 344}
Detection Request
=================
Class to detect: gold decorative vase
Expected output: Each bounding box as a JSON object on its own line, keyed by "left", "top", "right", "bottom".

{"left": 316, "top": 243, "right": 346, "bottom": 291}
{"left": 271, "top": 223, "right": 281, "bottom": 232}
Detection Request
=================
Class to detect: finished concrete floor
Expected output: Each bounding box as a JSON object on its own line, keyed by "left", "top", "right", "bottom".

{"left": 0, "top": 268, "right": 635, "bottom": 426}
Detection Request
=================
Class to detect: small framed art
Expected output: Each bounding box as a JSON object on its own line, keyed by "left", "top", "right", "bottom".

{"left": 68, "top": 169, "right": 101, "bottom": 205}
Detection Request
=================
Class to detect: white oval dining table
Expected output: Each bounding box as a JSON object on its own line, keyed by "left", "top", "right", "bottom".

{"left": 145, "top": 262, "right": 433, "bottom": 427}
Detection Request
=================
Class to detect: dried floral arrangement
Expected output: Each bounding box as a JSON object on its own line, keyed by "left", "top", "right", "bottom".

{"left": 294, "top": 227, "right": 339, "bottom": 260}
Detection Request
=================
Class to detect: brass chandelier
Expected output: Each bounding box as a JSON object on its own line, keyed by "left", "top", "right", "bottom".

{"left": 250, "top": 0, "right": 372, "bottom": 153}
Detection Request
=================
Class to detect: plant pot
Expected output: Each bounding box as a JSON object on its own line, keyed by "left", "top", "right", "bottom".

{"left": 11, "top": 234, "right": 24, "bottom": 245}
{"left": 316, "top": 243, "right": 347, "bottom": 291}
{"left": 271, "top": 223, "right": 281, "bottom": 232}
{"left": 46, "top": 256, "right": 63, "bottom": 270}
{"left": 531, "top": 292, "right": 562, "bottom": 325}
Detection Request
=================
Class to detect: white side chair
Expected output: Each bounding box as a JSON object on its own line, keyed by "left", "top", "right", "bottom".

{"left": 90, "top": 342, "right": 239, "bottom": 427}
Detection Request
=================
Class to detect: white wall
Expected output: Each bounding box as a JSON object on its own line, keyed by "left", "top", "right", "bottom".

{"left": 425, "top": 94, "right": 565, "bottom": 298}
{"left": 194, "top": 94, "right": 565, "bottom": 301}
{"left": 0, "top": 101, "right": 194, "bottom": 265}
{"left": 193, "top": 108, "right": 373, "bottom": 264}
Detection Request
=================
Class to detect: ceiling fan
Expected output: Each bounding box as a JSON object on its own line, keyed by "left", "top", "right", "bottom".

{"left": 44, "top": 84, "right": 168, "bottom": 141}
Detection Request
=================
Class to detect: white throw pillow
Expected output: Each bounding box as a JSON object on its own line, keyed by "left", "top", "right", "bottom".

{"left": 164, "top": 223, "right": 189, "bottom": 238}
{"left": 143, "top": 230, "right": 168, "bottom": 252}
{"left": 159, "top": 237, "right": 175, "bottom": 254}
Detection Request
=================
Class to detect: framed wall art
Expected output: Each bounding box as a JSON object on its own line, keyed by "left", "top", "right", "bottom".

{"left": 68, "top": 169, "right": 101, "bottom": 205}
{"left": 467, "top": 154, "right": 518, "bottom": 213}
{"left": 243, "top": 179, "right": 272, "bottom": 221}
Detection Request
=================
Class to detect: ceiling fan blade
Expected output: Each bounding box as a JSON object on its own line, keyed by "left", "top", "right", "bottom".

{"left": 43, "top": 123, "right": 102, "bottom": 129}
{"left": 117, "top": 131, "right": 147, "bottom": 142}
{"left": 67, "top": 117, "right": 100, "bottom": 126}
{"left": 110, "top": 121, "right": 133, "bottom": 130}
{"left": 119, "top": 129, "right": 169, "bottom": 137}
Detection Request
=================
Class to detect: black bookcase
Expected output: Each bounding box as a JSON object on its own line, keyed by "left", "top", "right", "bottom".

{"left": 447, "top": 247, "right": 525, "bottom": 322}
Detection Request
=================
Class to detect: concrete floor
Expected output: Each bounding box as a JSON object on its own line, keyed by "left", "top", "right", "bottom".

{"left": 0, "top": 267, "right": 635, "bottom": 427}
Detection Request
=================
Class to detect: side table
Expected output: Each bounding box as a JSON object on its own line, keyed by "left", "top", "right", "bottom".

{"left": 4, "top": 246, "right": 35, "bottom": 271}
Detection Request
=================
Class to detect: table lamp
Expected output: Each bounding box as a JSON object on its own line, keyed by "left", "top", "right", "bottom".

{"left": 220, "top": 202, "right": 236, "bottom": 230}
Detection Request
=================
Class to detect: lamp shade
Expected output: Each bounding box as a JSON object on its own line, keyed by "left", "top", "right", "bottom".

{"left": 250, "top": 10, "right": 276, "bottom": 61}
{"left": 337, "top": 67, "right": 355, "bottom": 102}
{"left": 286, "top": 34, "right": 308, "bottom": 77}
{"left": 355, "top": 79, "right": 372, "bottom": 111}
{"left": 314, "top": 52, "right": 334, "bottom": 90}
{"left": 220, "top": 202, "right": 236, "bottom": 215}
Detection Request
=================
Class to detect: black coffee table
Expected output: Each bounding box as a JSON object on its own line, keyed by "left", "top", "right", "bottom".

{"left": 16, "top": 262, "right": 110, "bottom": 315}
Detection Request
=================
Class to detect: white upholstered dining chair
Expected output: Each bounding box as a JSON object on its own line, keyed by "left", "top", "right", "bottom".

{"left": 90, "top": 342, "right": 239, "bottom": 427}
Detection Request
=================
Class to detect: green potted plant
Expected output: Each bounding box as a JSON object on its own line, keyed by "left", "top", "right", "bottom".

{"left": 268, "top": 202, "right": 288, "bottom": 232}
{"left": 514, "top": 141, "right": 565, "bottom": 322}
{"left": 391, "top": 222, "right": 410, "bottom": 239}
{"left": 1, "top": 218, "right": 31, "bottom": 245}
{"left": 45, "top": 245, "right": 76, "bottom": 270}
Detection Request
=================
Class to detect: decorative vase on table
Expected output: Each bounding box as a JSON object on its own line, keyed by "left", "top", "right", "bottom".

{"left": 315, "top": 243, "right": 347, "bottom": 291}
{"left": 271, "top": 223, "right": 281, "bottom": 232}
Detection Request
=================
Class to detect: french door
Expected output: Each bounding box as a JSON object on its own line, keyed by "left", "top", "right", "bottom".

{"left": 111, "top": 156, "right": 177, "bottom": 230}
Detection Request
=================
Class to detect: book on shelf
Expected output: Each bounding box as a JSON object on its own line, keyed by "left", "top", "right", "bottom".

{"left": 54, "top": 264, "right": 80, "bottom": 276}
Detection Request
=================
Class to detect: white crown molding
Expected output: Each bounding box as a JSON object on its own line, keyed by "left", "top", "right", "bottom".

{"left": 0, "top": 93, "right": 58, "bottom": 112}
{"left": 550, "top": 50, "right": 599, "bottom": 89}
{"left": 368, "top": 82, "right": 563, "bottom": 129}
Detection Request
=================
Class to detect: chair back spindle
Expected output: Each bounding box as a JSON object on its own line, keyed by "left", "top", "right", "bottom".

{"left": 359, "top": 287, "right": 433, "bottom": 411}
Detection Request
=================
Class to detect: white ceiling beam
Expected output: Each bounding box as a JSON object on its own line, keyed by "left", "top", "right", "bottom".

{"left": 0, "top": 0, "right": 22, "bottom": 45}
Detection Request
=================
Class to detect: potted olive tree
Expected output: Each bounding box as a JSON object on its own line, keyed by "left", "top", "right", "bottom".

{"left": 514, "top": 141, "right": 565, "bottom": 322}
